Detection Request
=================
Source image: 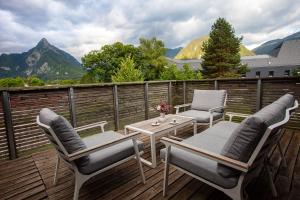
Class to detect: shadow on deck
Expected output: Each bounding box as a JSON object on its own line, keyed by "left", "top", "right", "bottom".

{"left": 1, "top": 128, "right": 300, "bottom": 200}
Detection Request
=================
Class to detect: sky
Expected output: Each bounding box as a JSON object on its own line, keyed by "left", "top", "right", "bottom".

{"left": 0, "top": 0, "right": 300, "bottom": 60}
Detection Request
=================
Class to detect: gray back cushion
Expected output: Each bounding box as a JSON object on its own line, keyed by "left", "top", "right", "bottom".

{"left": 39, "top": 108, "right": 58, "bottom": 126}
{"left": 218, "top": 116, "right": 267, "bottom": 177}
{"left": 218, "top": 94, "right": 294, "bottom": 177}
{"left": 39, "top": 108, "right": 88, "bottom": 167}
{"left": 273, "top": 93, "right": 295, "bottom": 109}
{"left": 191, "top": 90, "right": 226, "bottom": 112}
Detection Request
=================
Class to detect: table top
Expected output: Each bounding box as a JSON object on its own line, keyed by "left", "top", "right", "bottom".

{"left": 125, "top": 114, "right": 193, "bottom": 135}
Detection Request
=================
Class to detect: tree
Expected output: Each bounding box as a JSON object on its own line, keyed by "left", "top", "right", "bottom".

{"left": 81, "top": 42, "right": 142, "bottom": 82}
{"left": 202, "top": 18, "right": 247, "bottom": 78}
{"left": 139, "top": 37, "right": 168, "bottom": 80}
{"left": 26, "top": 76, "right": 45, "bottom": 86}
{"left": 160, "top": 64, "right": 203, "bottom": 80}
{"left": 111, "top": 57, "right": 144, "bottom": 82}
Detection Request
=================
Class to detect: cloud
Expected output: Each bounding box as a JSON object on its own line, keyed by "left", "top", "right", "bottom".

{"left": 0, "top": 0, "right": 299, "bottom": 60}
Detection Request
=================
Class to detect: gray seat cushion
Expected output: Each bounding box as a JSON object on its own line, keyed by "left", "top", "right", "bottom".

{"left": 160, "top": 121, "right": 240, "bottom": 189}
{"left": 191, "top": 90, "right": 226, "bottom": 112}
{"left": 39, "top": 108, "right": 88, "bottom": 167}
{"left": 178, "top": 110, "right": 223, "bottom": 123}
{"left": 219, "top": 94, "right": 294, "bottom": 177}
{"left": 79, "top": 131, "right": 144, "bottom": 175}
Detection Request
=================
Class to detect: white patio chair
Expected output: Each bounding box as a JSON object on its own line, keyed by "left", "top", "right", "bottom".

{"left": 175, "top": 89, "right": 227, "bottom": 134}
{"left": 37, "top": 108, "right": 145, "bottom": 200}
{"left": 161, "top": 94, "right": 298, "bottom": 200}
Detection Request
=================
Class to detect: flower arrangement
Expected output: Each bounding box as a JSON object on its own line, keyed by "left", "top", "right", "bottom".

{"left": 156, "top": 101, "right": 171, "bottom": 114}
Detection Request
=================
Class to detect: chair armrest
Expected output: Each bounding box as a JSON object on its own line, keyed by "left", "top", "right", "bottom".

{"left": 208, "top": 106, "right": 226, "bottom": 113}
{"left": 74, "top": 121, "right": 108, "bottom": 133}
{"left": 160, "top": 137, "right": 249, "bottom": 172}
{"left": 225, "top": 112, "right": 251, "bottom": 122}
{"left": 174, "top": 103, "right": 192, "bottom": 114}
{"left": 67, "top": 132, "right": 140, "bottom": 161}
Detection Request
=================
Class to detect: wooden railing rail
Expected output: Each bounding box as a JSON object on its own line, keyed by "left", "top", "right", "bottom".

{"left": 0, "top": 77, "right": 299, "bottom": 160}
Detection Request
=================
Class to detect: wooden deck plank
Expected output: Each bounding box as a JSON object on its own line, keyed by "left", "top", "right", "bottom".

{"left": 0, "top": 128, "right": 300, "bottom": 200}
{"left": 272, "top": 131, "right": 300, "bottom": 199}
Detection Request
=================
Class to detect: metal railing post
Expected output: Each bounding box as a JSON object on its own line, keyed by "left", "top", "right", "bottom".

{"left": 183, "top": 81, "right": 186, "bottom": 105}
{"left": 144, "top": 82, "right": 149, "bottom": 120}
{"left": 168, "top": 81, "right": 172, "bottom": 105}
{"left": 256, "top": 79, "right": 262, "bottom": 112}
{"left": 113, "top": 85, "right": 120, "bottom": 130}
{"left": 214, "top": 80, "right": 219, "bottom": 90}
{"left": 2, "top": 91, "right": 17, "bottom": 159}
{"left": 68, "top": 87, "right": 77, "bottom": 127}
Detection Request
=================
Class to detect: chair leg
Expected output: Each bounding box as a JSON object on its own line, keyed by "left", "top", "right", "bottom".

{"left": 193, "top": 122, "right": 197, "bottom": 135}
{"left": 266, "top": 164, "right": 278, "bottom": 197}
{"left": 133, "top": 139, "right": 146, "bottom": 184}
{"left": 163, "top": 146, "right": 171, "bottom": 197}
{"left": 73, "top": 174, "right": 85, "bottom": 200}
{"left": 53, "top": 155, "right": 60, "bottom": 185}
{"left": 277, "top": 142, "right": 287, "bottom": 167}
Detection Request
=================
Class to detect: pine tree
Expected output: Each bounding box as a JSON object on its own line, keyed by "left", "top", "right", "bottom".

{"left": 202, "top": 18, "right": 245, "bottom": 78}
{"left": 111, "top": 57, "right": 144, "bottom": 82}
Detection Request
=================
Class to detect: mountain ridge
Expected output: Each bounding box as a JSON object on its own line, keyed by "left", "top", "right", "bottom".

{"left": 174, "top": 35, "right": 255, "bottom": 59}
{"left": 0, "top": 38, "right": 84, "bottom": 80}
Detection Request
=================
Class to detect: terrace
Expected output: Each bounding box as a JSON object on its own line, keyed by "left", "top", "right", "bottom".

{"left": 0, "top": 77, "right": 299, "bottom": 200}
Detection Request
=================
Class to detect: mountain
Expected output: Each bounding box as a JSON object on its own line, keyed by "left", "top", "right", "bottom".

{"left": 0, "top": 38, "right": 84, "bottom": 80}
{"left": 165, "top": 47, "right": 182, "bottom": 58}
{"left": 174, "top": 35, "right": 255, "bottom": 59}
{"left": 253, "top": 31, "right": 300, "bottom": 56}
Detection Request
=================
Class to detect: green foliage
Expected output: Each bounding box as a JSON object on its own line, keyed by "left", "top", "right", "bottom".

{"left": 292, "top": 68, "right": 300, "bottom": 76}
{"left": 81, "top": 42, "right": 142, "bottom": 82}
{"left": 138, "top": 37, "right": 168, "bottom": 80}
{"left": 26, "top": 76, "right": 45, "bottom": 86}
{"left": 81, "top": 38, "right": 167, "bottom": 82}
{"left": 48, "top": 79, "right": 79, "bottom": 85}
{"left": 80, "top": 72, "right": 98, "bottom": 84}
{"left": 0, "top": 77, "right": 25, "bottom": 87}
{"left": 202, "top": 18, "right": 247, "bottom": 78}
{"left": 160, "top": 64, "right": 202, "bottom": 80}
{"left": 112, "top": 57, "right": 144, "bottom": 82}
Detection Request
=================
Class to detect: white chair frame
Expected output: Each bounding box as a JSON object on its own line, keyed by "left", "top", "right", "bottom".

{"left": 37, "top": 117, "right": 145, "bottom": 200}
{"left": 175, "top": 92, "right": 228, "bottom": 134}
{"left": 162, "top": 100, "right": 298, "bottom": 200}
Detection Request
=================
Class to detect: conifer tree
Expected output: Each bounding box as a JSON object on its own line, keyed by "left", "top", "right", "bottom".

{"left": 202, "top": 18, "right": 246, "bottom": 78}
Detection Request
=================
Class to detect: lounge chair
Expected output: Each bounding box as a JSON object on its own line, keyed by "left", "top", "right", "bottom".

{"left": 161, "top": 94, "right": 298, "bottom": 200}
{"left": 37, "top": 108, "right": 145, "bottom": 200}
{"left": 175, "top": 90, "right": 227, "bottom": 134}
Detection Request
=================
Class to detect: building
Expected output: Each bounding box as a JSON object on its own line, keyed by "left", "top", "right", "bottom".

{"left": 167, "top": 39, "right": 300, "bottom": 78}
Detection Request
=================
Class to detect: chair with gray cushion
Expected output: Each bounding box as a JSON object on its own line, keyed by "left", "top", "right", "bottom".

{"left": 37, "top": 108, "right": 145, "bottom": 200}
{"left": 161, "top": 94, "right": 298, "bottom": 200}
{"left": 175, "top": 90, "right": 227, "bottom": 134}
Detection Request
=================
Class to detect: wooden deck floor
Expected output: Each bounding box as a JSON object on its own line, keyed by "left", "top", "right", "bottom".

{"left": 1, "top": 128, "right": 300, "bottom": 200}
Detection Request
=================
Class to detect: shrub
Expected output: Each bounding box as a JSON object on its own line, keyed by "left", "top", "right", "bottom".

{"left": 26, "top": 76, "right": 45, "bottom": 86}
{"left": 0, "top": 77, "right": 25, "bottom": 87}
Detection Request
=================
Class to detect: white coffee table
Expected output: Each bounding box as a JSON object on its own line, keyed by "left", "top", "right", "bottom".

{"left": 124, "top": 114, "right": 193, "bottom": 168}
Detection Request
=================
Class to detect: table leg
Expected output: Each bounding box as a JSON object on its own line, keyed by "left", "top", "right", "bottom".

{"left": 150, "top": 135, "right": 157, "bottom": 168}
{"left": 193, "top": 122, "right": 197, "bottom": 135}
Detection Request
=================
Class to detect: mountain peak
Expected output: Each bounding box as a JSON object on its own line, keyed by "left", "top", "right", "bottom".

{"left": 36, "top": 38, "right": 50, "bottom": 48}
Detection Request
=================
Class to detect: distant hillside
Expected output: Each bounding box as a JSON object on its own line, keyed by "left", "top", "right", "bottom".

{"left": 165, "top": 47, "right": 182, "bottom": 58}
{"left": 175, "top": 35, "right": 255, "bottom": 59}
{"left": 0, "top": 38, "right": 84, "bottom": 80}
{"left": 253, "top": 31, "right": 300, "bottom": 56}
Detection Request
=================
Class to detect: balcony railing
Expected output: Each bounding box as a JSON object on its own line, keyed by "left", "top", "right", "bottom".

{"left": 0, "top": 77, "right": 299, "bottom": 160}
